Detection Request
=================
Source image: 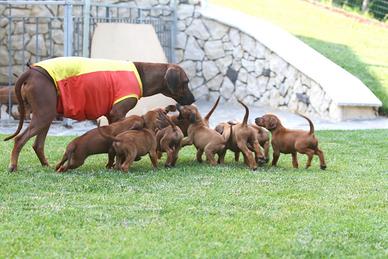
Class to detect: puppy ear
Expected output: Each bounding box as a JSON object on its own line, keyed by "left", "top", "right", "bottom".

{"left": 215, "top": 124, "right": 224, "bottom": 134}
{"left": 164, "top": 67, "right": 180, "bottom": 92}
{"left": 268, "top": 117, "right": 278, "bottom": 130}
{"left": 189, "top": 112, "right": 196, "bottom": 123}
{"left": 165, "top": 104, "right": 177, "bottom": 113}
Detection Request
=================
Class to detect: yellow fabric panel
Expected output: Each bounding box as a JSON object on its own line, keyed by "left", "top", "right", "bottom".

{"left": 33, "top": 57, "right": 143, "bottom": 95}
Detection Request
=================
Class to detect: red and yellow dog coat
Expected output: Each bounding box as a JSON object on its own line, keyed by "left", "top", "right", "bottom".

{"left": 34, "top": 57, "right": 142, "bottom": 121}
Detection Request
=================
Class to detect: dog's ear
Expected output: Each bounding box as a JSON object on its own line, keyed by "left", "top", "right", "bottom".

{"left": 165, "top": 104, "right": 177, "bottom": 113}
{"left": 189, "top": 112, "right": 196, "bottom": 123}
{"left": 267, "top": 117, "right": 278, "bottom": 130}
{"left": 215, "top": 124, "right": 224, "bottom": 134}
{"left": 164, "top": 67, "right": 180, "bottom": 92}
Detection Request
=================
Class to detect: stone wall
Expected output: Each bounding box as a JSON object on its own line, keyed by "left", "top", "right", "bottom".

{"left": 175, "top": 1, "right": 338, "bottom": 119}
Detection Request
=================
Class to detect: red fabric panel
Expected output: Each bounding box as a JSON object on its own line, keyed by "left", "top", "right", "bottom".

{"left": 56, "top": 70, "right": 141, "bottom": 121}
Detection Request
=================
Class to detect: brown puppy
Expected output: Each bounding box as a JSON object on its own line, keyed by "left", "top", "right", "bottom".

{"left": 214, "top": 100, "right": 265, "bottom": 170}
{"left": 178, "top": 104, "right": 230, "bottom": 165}
{"left": 169, "top": 96, "right": 220, "bottom": 136}
{"left": 97, "top": 127, "right": 158, "bottom": 172}
{"left": 56, "top": 107, "right": 169, "bottom": 172}
{"left": 5, "top": 58, "right": 195, "bottom": 172}
{"left": 255, "top": 114, "right": 326, "bottom": 170}
{"left": 155, "top": 112, "right": 184, "bottom": 168}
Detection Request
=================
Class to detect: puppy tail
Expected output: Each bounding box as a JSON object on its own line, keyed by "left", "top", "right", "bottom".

{"left": 4, "top": 70, "right": 30, "bottom": 141}
{"left": 226, "top": 121, "right": 234, "bottom": 146}
{"left": 204, "top": 96, "right": 220, "bottom": 126}
{"left": 238, "top": 100, "right": 249, "bottom": 127}
{"left": 299, "top": 114, "right": 315, "bottom": 134}
{"left": 97, "top": 121, "right": 121, "bottom": 142}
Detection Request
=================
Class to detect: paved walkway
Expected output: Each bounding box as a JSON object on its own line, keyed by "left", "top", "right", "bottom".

{"left": 0, "top": 99, "right": 387, "bottom": 136}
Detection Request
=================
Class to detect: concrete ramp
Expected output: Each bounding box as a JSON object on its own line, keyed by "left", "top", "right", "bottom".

{"left": 91, "top": 23, "right": 175, "bottom": 120}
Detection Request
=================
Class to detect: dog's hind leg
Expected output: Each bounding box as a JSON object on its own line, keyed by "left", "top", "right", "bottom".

{"left": 149, "top": 149, "right": 158, "bottom": 169}
{"left": 196, "top": 149, "right": 204, "bottom": 163}
{"left": 315, "top": 148, "right": 326, "bottom": 170}
{"left": 9, "top": 118, "right": 54, "bottom": 171}
{"left": 237, "top": 142, "right": 257, "bottom": 170}
{"left": 105, "top": 147, "right": 115, "bottom": 169}
{"left": 171, "top": 146, "right": 180, "bottom": 167}
{"left": 234, "top": 151, "right": 240, "bottom": 162}
{"left": 304, "top": 149, "right": 315, "bottom": 169}
{"left": 291, "top": 152, "right": 299, "bottom": 168}
{"left": 32, "top": 125, "right": 50, "bottom": 166}
{"left": 204, "top": 145, "right": 217, "bottom": 165}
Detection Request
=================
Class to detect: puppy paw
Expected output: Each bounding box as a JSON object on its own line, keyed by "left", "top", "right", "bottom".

{"left": 320, "top": 165, "right": 327, "bottom": 170}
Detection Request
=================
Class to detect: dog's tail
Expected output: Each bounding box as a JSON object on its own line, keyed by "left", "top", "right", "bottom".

{"left": 238, "top": 100, "right": 249, "bottom": 127}
{"left": 97, "top": 121, "right": 121, "bottom": 142}
{"left": 299, "top": 114, "right": 315, "bottom": 135}
{"left": 204, "top": 96, "right": 220, "bottom": 126}
{"left": 4, "top": 70, "right": 30, "bottom": 141}
{"left": 226, "top": 121, "right": 234, "bottom": 145}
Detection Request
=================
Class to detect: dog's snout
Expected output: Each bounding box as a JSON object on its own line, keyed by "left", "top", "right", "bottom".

{"left": 179, "top": 92, "right": 195, "bottom": 105}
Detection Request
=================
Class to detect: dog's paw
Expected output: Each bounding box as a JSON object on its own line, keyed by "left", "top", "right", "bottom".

{"left": 8, "top": 164, "right": 17, "bottom": 172}
{"left": 320, "top": 165, "right": 327, "bottom": 170}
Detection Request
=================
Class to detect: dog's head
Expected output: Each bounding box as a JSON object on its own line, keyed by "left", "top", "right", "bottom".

{"left": 254, "top": 114, "right": 280, "bottom": 131}
{"left": 176, "top": 104, "right": 202, "bottom": 124}
{"left": 163, "top": 65, "right": 195, "bottom": 105}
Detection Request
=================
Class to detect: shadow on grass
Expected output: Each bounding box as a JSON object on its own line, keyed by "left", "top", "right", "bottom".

{"left": 297, "top": 35, "right": 388, "bottom": 115}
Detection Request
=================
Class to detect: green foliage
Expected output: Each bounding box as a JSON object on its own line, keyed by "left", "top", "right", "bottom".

{"left": 369, "top": 0, "right": 388, "bottom": 20}
{"left": 0, "top": 130, "right": 387, "bottom": 257}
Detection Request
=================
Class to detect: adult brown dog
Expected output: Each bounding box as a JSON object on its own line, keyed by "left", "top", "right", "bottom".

{"left": 169, "top": 96, "right": 220, "bottom": 136}
{"left": 55, "top": 108, "right": 168, "bottom": 172}
{"left": 98, "top": 127, "right": 158, "bottom": 172}
{"left": 5, "top": 59, "right": 195, "bottom": 171}
{"left": 155, "top": 111, "right": 184, "bottom": 168}
{"left": 178, "top": 104, "right": 231, "bottom": 165}
{"left": 255, "top": 114, "right": 326, "bottom": 170}
{"left": 214, "top": 100, "right": 266, "bottom": 170}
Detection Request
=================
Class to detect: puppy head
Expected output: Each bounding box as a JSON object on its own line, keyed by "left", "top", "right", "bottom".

{"left": 255, "top": 114, "right": 280, "bottom": 131}
{"left": 176, "top": 104, "right": 201, "bottom": 124}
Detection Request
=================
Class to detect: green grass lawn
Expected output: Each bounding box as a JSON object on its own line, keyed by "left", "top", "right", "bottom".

{"left": 211, "top": 0, "right": 388, "bottom": 114}
{"left": 0, "top": 130, "right": 387, "bottom": 257}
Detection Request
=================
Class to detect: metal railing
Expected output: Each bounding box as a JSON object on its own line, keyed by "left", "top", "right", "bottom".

{"left": 317, "top": 0, "right": 388, "bottom": 20}
{"left": 0, "top": 0, "right": 176, "bottom": 121}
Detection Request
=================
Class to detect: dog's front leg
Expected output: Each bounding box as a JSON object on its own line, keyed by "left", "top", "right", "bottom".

{"left": 108, "top": 97, "right": 137, "bottom": 123}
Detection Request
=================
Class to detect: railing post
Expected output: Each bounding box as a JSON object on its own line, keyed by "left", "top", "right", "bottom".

{"left": 63, "top": 0, "right": 73, "bottom": 127}
{"left": 82, "top": 0, "right": 91, "bottom": 57}
{"left": 63, "top": 0, "right": 73, "bottom": 56}
{"left": 170, "top": 0, "right": 177, "bottom": 63}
